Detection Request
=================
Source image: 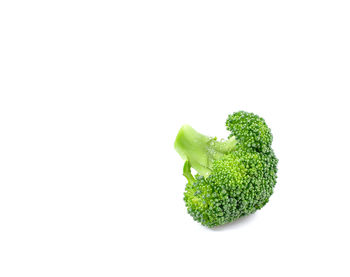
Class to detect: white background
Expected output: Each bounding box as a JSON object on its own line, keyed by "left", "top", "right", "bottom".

{"left": 0, "top": 1, "right": 349, "bottom": 276}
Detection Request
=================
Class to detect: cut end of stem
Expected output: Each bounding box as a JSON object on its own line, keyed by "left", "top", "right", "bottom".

{"left": 174, "top": 124, "right": 237, "bottom": 178}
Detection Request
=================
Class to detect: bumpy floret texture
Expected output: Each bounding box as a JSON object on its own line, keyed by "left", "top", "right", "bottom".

{"left": 179, "top": 111, "right": 278, "bottom": 227}
{"left": 226, "top": 111, "right": 272, "bottom": 153}
{"left": 184, "top": 145, "right": 278, "bottom": 227}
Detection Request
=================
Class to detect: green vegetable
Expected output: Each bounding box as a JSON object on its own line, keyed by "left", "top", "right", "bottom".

{"left": 174, "top": 111, "right": 278, "bottom": 227}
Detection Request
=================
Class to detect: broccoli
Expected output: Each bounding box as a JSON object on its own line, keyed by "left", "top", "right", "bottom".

{"left": 174, "top": 111, "right": 278, "bottom": 227}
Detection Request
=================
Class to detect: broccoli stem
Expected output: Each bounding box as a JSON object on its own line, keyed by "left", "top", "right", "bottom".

{"left": 183, "top": 160, "right": 195, "bottom": 185}
{"left": 174, "top": 124, "right": 237, "bottom": 177}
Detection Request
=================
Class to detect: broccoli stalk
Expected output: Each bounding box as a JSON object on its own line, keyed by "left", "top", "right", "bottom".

{"left": 174, "top": 124, "right": 237, "bottom": 177}
{"left": 182, "top": 161, "right": 195, "bottom": 186}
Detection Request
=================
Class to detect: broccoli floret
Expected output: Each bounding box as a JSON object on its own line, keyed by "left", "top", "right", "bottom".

{"left": 174, "top": 111, "right": 278, "bottom": 227}
{"left": 226, "top": 111, "right": 273, "bottom": 153}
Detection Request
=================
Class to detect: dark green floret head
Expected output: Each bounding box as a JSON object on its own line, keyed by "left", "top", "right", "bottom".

{"left": 226, "top": 111, "right": 273, "bottom": 153}
{"left": 174, "top": 111, "right": 278, "bottom": 228}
